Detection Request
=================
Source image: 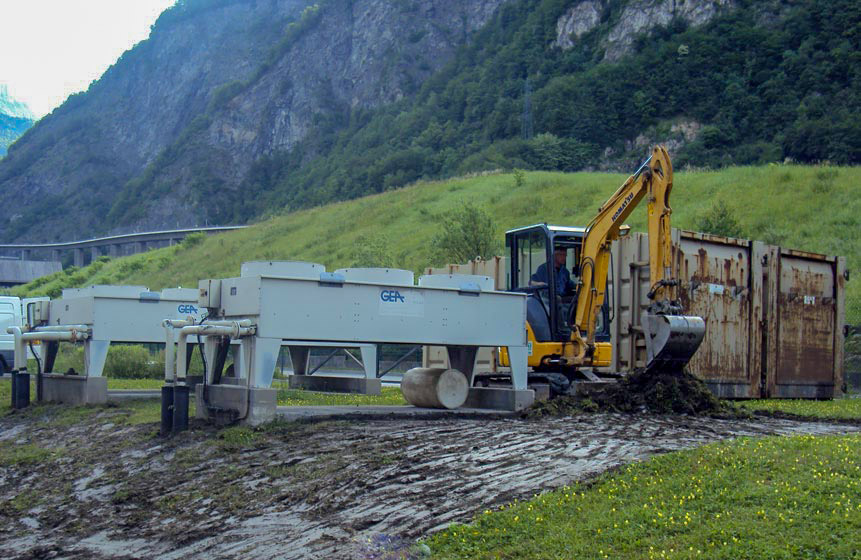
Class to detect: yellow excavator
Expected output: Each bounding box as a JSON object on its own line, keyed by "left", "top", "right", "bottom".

{"left": 500, "top": 146, "right": 705, "bottom": 389}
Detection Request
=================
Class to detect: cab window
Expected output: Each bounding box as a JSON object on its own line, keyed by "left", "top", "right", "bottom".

{"left": 509, "top": 230, "right": 547, "bottom": 290}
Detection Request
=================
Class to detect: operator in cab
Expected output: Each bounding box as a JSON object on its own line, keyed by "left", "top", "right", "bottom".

{"left": 531, "top": 246, "right": 575, "bottom": 295}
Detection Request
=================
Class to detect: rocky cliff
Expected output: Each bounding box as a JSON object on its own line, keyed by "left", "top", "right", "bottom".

{"left": 0, "top": 0, "right": 509, "bottom": 242}
{"left": 553, "top": 0, "right": 733, "bottom": 59}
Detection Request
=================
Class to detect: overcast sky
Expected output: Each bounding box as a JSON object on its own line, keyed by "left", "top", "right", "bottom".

{"left": 0, "top": 0, "right": 176, "bottom": 118}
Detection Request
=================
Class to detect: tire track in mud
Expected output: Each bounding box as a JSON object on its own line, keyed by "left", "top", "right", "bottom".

{"left": 0, "top": 412, "right": 856, "bottom": 559}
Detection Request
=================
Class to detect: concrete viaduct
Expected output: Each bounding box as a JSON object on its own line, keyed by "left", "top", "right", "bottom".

{"left": 0, "top": 226, "right": 247, "bottom": 267}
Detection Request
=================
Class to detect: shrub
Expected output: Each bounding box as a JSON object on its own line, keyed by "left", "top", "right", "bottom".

{"left": 432, "top": 201, "right": 498, "bottom": 264}
{"left": 696, "top": 200, "right": 744, "bottom": 238}
{"left": 513, "top": 168, "right": 525, "bottom": 188}
{"left": 181, "top": 232, "right": 206, "bottom": 249}
{"left": 104, "top": 345, "right": 163, "bottom": 379}
{"left": 30, "top": 344, "right": 168, "bottom": 378}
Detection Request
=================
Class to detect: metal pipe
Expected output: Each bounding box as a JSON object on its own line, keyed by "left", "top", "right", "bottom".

{"left": 175, "top": 323, "right": 255, "bottom": 379}
{"left": 33, "top": 325, "right": 91, "bottom": 333}
{"left": 163, "top": 321, "right": 177, "bottom": 383}
{"left": 163, "top": 319, "right": 197, "bottom": 384}
{"left": 161, "top": 318, "right": 197, "bottom": 435}
{"left": 19, "top": 331, "right": 89, "bottom": 341}
{"left": 162, "top": 319, "right": 255, "bottom": 430}
{"left": 166, "top": 319, "right": 252, "bottom": 329}
{"left": 6, "top": 327, "right": 89, "bottom": 370}
{"left": 7, "top": 327, "right": 25, "bottom": 371}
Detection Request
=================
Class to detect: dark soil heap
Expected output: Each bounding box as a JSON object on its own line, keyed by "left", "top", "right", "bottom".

{"left": 525, "top": 369, "right": 740, "bottom": 418}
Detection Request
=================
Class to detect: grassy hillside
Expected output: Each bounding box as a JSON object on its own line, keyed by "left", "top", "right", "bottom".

{"left": 11, "top": 164, "right": 860, "bottom": 321}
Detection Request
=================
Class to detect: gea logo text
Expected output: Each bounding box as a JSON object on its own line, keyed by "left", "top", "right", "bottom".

{"left": 380, "top": 290, "right": 406, "bottom": 303}
{"left": 178, "top": 304, "right": 199, "bottom": 314}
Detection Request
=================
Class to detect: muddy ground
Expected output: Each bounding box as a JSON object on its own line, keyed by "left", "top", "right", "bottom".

{"left": 0, "top": 405, "right": 857, "bottom": 560}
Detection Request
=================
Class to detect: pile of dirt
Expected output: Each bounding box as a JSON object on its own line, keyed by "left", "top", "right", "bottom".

{"left": 525, "top": 369, "right": 741, "bottom": 418}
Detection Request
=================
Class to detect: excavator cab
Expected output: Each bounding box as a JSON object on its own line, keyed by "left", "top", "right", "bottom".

{"left": 505, "top": 224, "right": 611, "bottom": 370}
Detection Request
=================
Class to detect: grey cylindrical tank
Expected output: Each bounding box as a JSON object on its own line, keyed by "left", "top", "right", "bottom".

{"left": 401, "top": 367, "right": 469, "bottom": 409}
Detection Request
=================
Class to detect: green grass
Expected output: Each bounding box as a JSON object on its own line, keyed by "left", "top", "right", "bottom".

{"left": 428, "top": 434, "right": 861, "bottom": 559}
{"left": 739, "top": 397, "right": 861, "bottom": 420}
{"left": 0, "top": 443, "right": 57, "bottom": 466}
{"left": 10, "top": 165, "right": 861, "bottom": 322}
{"left": 274, "top": 384, "right": 407, "bottom": 406}
{"left": 106, "top": 378, "right": 163, "bottom": 390}
{"left": 214, "top": 425, "right": 261, "bottom": 451}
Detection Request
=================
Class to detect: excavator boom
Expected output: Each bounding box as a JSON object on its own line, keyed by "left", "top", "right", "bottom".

{"left": 575, "top": 146, "right": 705, "bottom": 374}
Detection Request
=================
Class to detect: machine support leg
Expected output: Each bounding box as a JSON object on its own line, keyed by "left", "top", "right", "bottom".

{"left": 506, "top": 346, "right": 529, "bottom": 391}
{"left": 251, "top": 338, "right": 281, "bottom": 388}
{"left": 360, "top": 344, "right": 379, "bottom": 379}
{"left": 185, "top": 343, "right": 195, "bottom": 376}
{"left": 84, "top": 340, "right": 110, "bottom": 377}
{"left": 44, "top": 341, "right": 59, "bottom": 373}
{"left": 446, "top": 346, "right": 479, "bottom": 386}
{"left": 288, "top": 346, "right": 310, "bottom": 376}
{"left": 210, "top": 339, "right": 231, "bottom": 384}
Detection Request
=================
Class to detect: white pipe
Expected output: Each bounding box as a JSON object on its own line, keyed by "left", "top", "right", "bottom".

{"left": 174, "top": 323, "right": 255, "bottom": 380}
{"left": 20, "top": 331, "right": 88, "bottom": 342}
{"left": 164, "top": 321, "right": 176, "bottom": 383}
{"left": 7, "top": 327, "right": 25, "bottom": 370}
{"left": 33, "top": 325, "right": 91, "bottom": 333}
{"left": 6, "top": 326, "right": 89, "bottom": 370}
{"left": 163, "top": 319, "right": 195, "bottom": 383}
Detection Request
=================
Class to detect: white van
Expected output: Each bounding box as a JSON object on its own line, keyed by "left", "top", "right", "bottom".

{"left": 0, "top": 296, "right": 50, "bottom": 372}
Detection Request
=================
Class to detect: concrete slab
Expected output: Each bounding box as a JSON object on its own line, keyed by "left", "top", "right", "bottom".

{"left": 41, "top": 374, "right": 107, "bottom": 405}
{"left": 530, "top": 383, "right": 551, "bottom": 402}
{"left": 463, "top": 387, "right": 535, "bottom": 411}
{"left": 287, "top": 375, "right": 382, "bottom": 395}
{"left": 194, "top": 384, "right": 277, "bottom": 426}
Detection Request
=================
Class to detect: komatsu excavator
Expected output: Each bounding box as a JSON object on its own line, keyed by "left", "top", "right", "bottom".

{"left": 500, "top": 146, "right": 705, "bottom": 387}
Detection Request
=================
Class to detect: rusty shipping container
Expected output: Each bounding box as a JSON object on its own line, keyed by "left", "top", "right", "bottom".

{"left": 422, "top": 232, "right": 846, "bottom": 398}
{"left": 611, "top": 230, "right": 846, "bottom": 398}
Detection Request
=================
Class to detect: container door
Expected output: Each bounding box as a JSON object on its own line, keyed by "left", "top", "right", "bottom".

{"left": 677, "top": 233, "right": 760, "bottom": 398}
{"left": 609, "top": 232, "right": 651, "bottom": 372}
{"left": 767, "top": 251, "right": 842, "bottom": 398}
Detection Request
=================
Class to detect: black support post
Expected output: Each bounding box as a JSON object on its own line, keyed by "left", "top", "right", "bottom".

{"left": 160, "top": 385, "right": 174, "bottom": 436}
{"left": 172, "top": 384, "right": 190, "bottom": 432}
{"left": 13, "top": 371, "right": 30, "bottom": 409}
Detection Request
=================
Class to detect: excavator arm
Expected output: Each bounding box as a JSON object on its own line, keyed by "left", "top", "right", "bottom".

{"left": 572, "top": 145, "right": 704, "bottom": 372}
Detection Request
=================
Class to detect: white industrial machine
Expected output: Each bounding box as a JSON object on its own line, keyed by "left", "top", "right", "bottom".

{"left": 162, "top": 261, "right": 531, "bottom": 429}
{"left": 6, "top": 285, "right": 201, "bottom": 407}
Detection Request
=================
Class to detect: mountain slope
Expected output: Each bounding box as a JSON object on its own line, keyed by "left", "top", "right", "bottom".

{"left": 0, "top": 0, "right": 857, "bottom": 243}
{"left": 0, "top": 0, "right": 510, "bottom": 242}
{"left": 11, "top": 164, "right": 861, "bottom": 323}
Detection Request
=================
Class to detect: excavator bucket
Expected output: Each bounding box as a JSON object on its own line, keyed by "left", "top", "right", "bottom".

{"left": 641, "top": 312, "right": 706, "bottom": 375}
